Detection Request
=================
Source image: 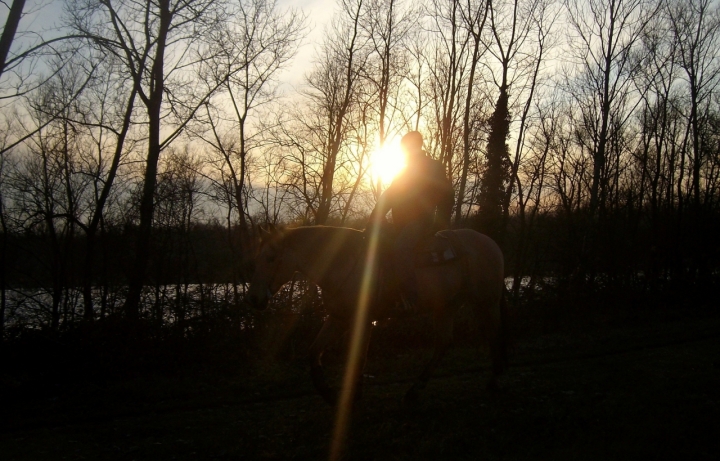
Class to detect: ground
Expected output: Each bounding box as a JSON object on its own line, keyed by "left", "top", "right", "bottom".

{"left": 1, "top": 306, "right": 719, "bottom": 460}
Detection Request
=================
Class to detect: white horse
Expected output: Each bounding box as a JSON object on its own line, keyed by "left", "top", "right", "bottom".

{"left": 245, "top": 225, "right": 507, "bottom": 404}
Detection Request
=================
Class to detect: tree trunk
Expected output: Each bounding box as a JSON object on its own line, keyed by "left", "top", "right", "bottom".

{"left": 0, "top": 194, "right": 7, "bottom": 340}
{"left": 82, "top": 87, "right": 137, "bottom": 321}
{"left": 124, "top": 0, "right": 171, "bottom": 320}
{"left": 0, "top": 0, "right": 26, "bottom": 80}
{"left": 455, "top": 4, "right": 487, "bottom": 225}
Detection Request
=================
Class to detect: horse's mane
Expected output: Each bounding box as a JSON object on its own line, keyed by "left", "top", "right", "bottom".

{"left": 259, "top": 225, "right": 363, "bottom": 252}
{"left": 281, "top": 225, "right": 363, "bottom": 249}
{"left": 264, "top": 226, "right": 365, "bottom": 285}
{"left": 284, "top": 225, "right": 362, "bottom": 237}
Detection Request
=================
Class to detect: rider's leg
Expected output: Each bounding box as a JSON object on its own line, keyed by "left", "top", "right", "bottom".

{"left": 309, "top": 315, "right": 345, "bottom": 404}
{"left": 393, "top": 222, "right": 426, "bottom": 308}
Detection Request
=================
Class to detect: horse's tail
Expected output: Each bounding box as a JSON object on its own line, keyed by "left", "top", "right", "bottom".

{"left": 490, "top": 289, "right": 509, "bottom": 376}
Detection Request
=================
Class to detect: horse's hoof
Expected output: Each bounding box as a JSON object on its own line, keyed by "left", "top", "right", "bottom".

{"left": 353, "top": 388, "right": 364, "bottom": 402}
{"left": 321, "top": 389, "right": 338, "bottom": 406}
{"left": 486, "top": 376, "right": 502, "bottom": 393}
{"left": 403, "top": 386, "right": 420, "bottom": 406}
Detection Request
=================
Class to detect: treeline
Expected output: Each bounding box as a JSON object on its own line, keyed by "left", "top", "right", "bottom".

{"left": 1, "top": 0, "right": 719, "bottom": 338}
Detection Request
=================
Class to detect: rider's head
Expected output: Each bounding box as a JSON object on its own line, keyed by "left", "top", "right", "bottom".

{"left": 401, "top": 131, "right": 424, "bottom": 158}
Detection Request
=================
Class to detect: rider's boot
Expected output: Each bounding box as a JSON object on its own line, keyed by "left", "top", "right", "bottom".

{"left": 399, "top": 273, "right": 419, "bottom": 312}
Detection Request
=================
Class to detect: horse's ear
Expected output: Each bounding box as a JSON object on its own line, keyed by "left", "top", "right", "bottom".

{"left": 258, "top": 224, "right": 271, "bottom": 246}
{"left": 258, "top": 222, "right": 281, "bottom": 246}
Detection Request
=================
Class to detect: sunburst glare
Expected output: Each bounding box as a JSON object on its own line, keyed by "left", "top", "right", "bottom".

{"left": 370, "top": 136, "right": 406, "bottom": 185}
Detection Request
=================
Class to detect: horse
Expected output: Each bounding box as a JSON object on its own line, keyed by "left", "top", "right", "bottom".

{"left": 244, "top": 225, "right": 507, "bottom": 404}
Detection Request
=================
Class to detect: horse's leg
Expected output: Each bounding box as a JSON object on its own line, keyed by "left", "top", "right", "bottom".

{"left": 470, "top": 280, "right": 507, "bottom": 391}
{"left": 309, "top": 316, "right": 345, "bottom": 405}
{"left": 486, "top": 294, "right": 508, "bottom": 390}
{"left": 405, "top": 312, "right": 454, "bottom": 403}
{"left": 350, "top": 321, "right": 373, "bottom": 401}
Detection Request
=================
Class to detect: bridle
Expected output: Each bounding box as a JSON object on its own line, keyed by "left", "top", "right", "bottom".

{"left": 254, "top": 238, "right": 287, "bottom": 306}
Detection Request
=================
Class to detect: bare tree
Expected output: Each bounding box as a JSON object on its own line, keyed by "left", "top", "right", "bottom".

{"left": 68, "top": 0, "right": 231, "bottom": 319}
{"left": 455, "top": 0, "right": 490, "bottom": 224}
{"left": 630, "top": 12, "right": 685, "bottom": 283}
{"left": 0, "top": 0, "right": 26, "bottom": 81}
{"left": 7, "top": 66, "right": 91, "bottom": 330}
{"left": 563, "top": 0, "right": 658, "bottom": 217}
{"left": 0, "top": 152, "right": 11, "bottom": 338}
{"left": 507, "top": 94, "right": 556, "bottom": 297}
{"left": 73, "top": 57, "right": 138, "bottom": 320}
{"left": 359, "top": 0, "right": 415, "bottom": 196}
{"left": 149, "top": 148, "right": 205, "bottom": 326}
{"left": 197, "top": 0, "right": 306, "bottom": 229}
{"left": 501, "top": 0, "right": 558, "bottom": 227}
{"left": 0, "top": 1, "right": 98, "bottom": 159}
{"left": 477, "top": 0, "right": 541, "bottom": 242}
{"left": 426, "top": 0, "right": 471, "bottom": 174}
{"left": 278, "top": 0, "right": 370, "bottom": 225}
{"left": 667, "top": 0, "right": 720, "bottom": 210}
{"left": 190, "top": 0, "right": 306, "bottom": 298}
{"left": 315, "top": 0, "right": 369, "bottom": 224}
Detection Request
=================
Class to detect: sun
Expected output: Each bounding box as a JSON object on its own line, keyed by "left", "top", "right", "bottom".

{"left": 370, "top": 137, "right": 406, "bottom": 185}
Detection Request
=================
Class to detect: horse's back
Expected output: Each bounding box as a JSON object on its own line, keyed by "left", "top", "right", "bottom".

{"left": 447, "top": 228, "right": 504, "bottom": 297}
{"left": 446, "top": 228, "right": 503, "bottom": 268}
{"left": 288, "top": 225, "right": 363, "bottom": 242}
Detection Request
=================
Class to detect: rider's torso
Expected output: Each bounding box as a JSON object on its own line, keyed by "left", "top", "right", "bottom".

{"left": 390, "top": 156, "right": 447, "bottom": 229}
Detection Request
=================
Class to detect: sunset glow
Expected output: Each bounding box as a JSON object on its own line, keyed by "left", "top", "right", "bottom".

{"left": 370, "top": 137, "right": 406, "bottom": 185}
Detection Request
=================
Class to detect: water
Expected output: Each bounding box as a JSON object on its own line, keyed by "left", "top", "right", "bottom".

{"left": 3, "top": 277, "right": 553, "bottom": 333}
{"left": 1, "top": 280, "right": 323, "bottom": 333}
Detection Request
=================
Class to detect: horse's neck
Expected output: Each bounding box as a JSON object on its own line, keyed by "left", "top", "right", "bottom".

{"left": 283, "top": 228, "right": 360, "bottom": 288}
{"left": 287, "top": 243, "right": 323, "bottom": 280}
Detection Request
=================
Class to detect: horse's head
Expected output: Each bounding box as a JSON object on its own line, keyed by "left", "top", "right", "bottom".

{"left": 244, "top": 226, "right": 291, "bottom": 310}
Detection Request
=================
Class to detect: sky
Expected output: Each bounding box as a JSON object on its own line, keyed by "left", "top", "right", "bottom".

{"left": 1, "top": 0, "right": 406, "bottom": 182}
{"left": 278, "top": 0, "right": 337, "bottom": 89}
{"left": 2, "top": 0, "right": 338, "bottom": 88}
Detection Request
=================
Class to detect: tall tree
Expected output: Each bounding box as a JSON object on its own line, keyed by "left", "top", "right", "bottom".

{"left": 193, "top": 0, "right": 306, "bottom": 297}
{"left": 427, "top": 0, "right": 470, "bottom": 174}
{"left": 314, "top": 0, "right": 368, "bottom": 224}
{"left": 279, "top": 0, "right": 369, "bottom": 225}
{"left": 563, "top": 0, "right": 657, "bottom": 217}
{"left": 0, "top": 0, "right": 26, "bottom": 81}
{"left": 8, "top": 66, "right": 90, "bottom": 330}
{"left": 0, "top": 153, "right": 10, "bottom": 338}
{"left": 75, "top": 59, "right": 137, "bottom": 321}
{"left": 68, "top": 0, "right": 230, "bottom": 319}
{"left": 667, "top": 0, "right": 720, "bottom": 210}
{"left": 667, "top": 0, "right": 720, "bottom": 281}
{"left": 360, "top": 0, "right": 415, "bottom": 197}
{"left": 455, "top": 0, "right": 490, "bottom": 224}
{"left": 477, "top": 0, "right": 538, "bottom": 242}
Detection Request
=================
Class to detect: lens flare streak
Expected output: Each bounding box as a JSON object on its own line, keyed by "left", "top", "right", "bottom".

{"left": 329, "top": 222, "right": 383, "bottom": 461}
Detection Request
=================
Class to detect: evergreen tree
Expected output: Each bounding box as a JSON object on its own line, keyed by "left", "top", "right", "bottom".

{"left": 477, "top": 89, "right": 511, "bottom": 243}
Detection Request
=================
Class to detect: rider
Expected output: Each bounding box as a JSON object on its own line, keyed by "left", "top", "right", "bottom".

{"left": 368, "top": 131, "right": 454, "bottom": 308}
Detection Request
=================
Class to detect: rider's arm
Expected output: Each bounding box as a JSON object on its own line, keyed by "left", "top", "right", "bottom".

{"left": 367, "top": 185, "right": 395, "bottom": 228}
{"left": 436, "top": 176, "right": 454, "bottom": 229}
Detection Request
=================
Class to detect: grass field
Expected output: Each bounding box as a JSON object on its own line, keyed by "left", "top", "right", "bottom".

{"left": 1, "top": 305, "right": 719, "bottom": 460}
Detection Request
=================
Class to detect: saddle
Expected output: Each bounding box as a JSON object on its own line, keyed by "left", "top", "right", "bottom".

{"left": 372, "top": 227, "right": 462, "bottom": 318}
{"left": 413, "top": 230, "right": 462, "bottom": 266}
{"left": 372, "top": 223, "right": 462, "bottom": 269}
